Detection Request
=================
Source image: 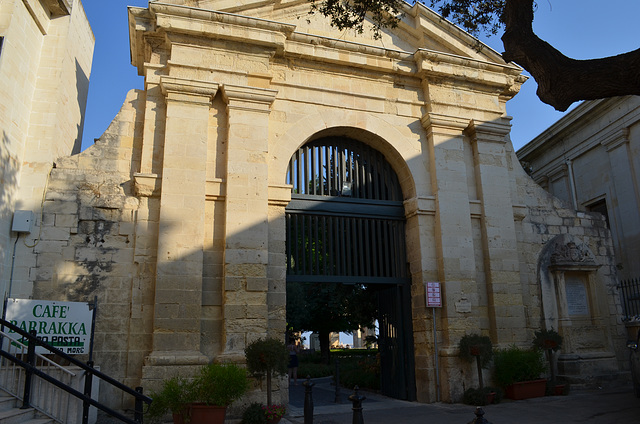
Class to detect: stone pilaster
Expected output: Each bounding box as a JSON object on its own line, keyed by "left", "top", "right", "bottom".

{"left": 145, "top": 76, "right": 218, "bottom": 367}
{"left": 467, "top": 119, "right": 527, "bottom": 344}
{"left": 421, "top": 113, "right": 478, "bottom": 326}
{"left": 601, "top": 128, "right": 640, "bottom": 277}
{"left": 220, "top": 84, "right": 277, "bottom": 359}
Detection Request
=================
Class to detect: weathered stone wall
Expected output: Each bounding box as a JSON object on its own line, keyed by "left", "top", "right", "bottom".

{"left": 4, "top": 0, "right": 627, "bottom": 411}
{"left": 0, "top": 0, "right": 94, "bottom": 305}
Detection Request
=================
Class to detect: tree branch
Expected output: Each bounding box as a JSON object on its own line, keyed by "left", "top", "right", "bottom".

{"left": 501, "top": 0, "right": 640, "bottom": 111}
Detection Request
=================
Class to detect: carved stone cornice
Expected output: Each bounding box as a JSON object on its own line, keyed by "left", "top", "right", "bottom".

{"left": 160, "top": 76, "right": 219, "bottom": 105}
{"left": 601, "top": 128, "right": 630, "bottom": 152}
{"left": 466, "top": 118, "right": 511, "bottom": 144}
{"left": 221, "top": 84, "right": 278, "bottom": 113}
{"left": 134, "top": 173, "right": 161, "bottom": 198}
{"left": 421, "top": 113, "right": 469, "bottom": 134}
{"left": 43, "top": 0, "right": 70, "bottom": 17}
{"left": 268, "top": 184, "right": 293, "bottom": 207}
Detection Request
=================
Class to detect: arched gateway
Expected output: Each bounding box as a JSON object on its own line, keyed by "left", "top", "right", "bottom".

{"left": 285, "top": 136, "right": 417, "bottom": 400}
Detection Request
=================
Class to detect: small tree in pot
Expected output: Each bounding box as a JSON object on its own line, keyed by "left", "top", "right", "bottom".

{"left": 245, "top": 337, "right": 289, "bottom": 412}
{"left": 458, "top": 333, "right": 493, "bottom": 390}
{"left": 533, "top": 328, "right": 563, "bottom": 392}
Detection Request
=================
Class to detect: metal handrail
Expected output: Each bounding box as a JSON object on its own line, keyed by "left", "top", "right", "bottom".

{"left": 0, "top": 318, "right": 152, "bottom": 424}
{"left": 0, "top": 329, "right": 76, "bottom": 376}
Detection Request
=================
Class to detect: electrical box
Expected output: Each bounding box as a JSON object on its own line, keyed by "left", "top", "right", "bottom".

{"left": 12, "top": 210, "right": 34, "bottom": 233}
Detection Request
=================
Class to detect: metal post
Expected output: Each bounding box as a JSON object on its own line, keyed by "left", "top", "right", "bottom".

{"left": 468, "top": 407, "right": 492, "bottom": 424}
{"left": 21, "top": 330, "right": 37, "bottom": 409}
{"left": 135, "top": 387, "right": 144, "bottom": 423}
{"left": 334, "top": 358, "right": 341, "bottom": 403}
{"left": 82, "top": 361, "right": 94, "bottom": 424}
{"left": 433, "top": 307, "right": 441, "bottom": 402}
{"left": 348, "top": 386, "right": 366, "bottom": 424}
{"left": 303, "top": 375, "right": 314, "bottom": 424}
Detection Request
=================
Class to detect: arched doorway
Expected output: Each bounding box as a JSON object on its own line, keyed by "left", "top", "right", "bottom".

{"left": 285, "top": 136, "right": 416, "bottom": 400}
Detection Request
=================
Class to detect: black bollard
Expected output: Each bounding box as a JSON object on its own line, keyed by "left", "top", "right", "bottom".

{"left": 334, "top": 358, "right": 341, "bottom": 403}
{"left": 303, "top": 375, "right": 315, "bottom": 424}
{"left": 468, "top": 407, "right": 492, "bottom": 424}
{"left": 348, "top": 386, "right": 366, "bottom": 424}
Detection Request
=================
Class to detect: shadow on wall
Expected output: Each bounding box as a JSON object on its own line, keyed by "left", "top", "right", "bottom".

{"left": 73, "top": 59, "right": 90, "bottom": 155}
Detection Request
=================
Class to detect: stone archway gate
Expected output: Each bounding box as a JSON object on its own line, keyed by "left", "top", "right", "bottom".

{"left": 285, "top": 136, "right": 417, "bottom": 400}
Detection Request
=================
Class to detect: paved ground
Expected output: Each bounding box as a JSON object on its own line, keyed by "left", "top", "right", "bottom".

{"left": 283, "top": 377, "right": 640, "bottom": 424}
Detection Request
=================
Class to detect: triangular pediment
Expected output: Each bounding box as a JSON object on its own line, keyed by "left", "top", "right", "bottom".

{"left": 151, "top": 0, "right": 507, "bottom": 65}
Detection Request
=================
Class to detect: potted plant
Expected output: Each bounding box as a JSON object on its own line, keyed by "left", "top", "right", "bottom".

{"left": 262, "top": 404, "right": 287, "bottom": 424}
{"left": 458, "top": 333, "right": 493, "bottom": 391}
{"left": 242, "top": 402, "right": 267, "bottom": 424}
{"left": 245, "top": 338, "right": 289, "bottom": 408}
{"left": 147, "top": 363, "right": 249, "bottom": 424}
{"left": 147, "top": 377, "right": 193, "bottom": 424}
{"left": 191, "top": 362, "right": 250, "bottom": 423}
{"left": 493, "top": 345, "right": 547, "bottom": 400}
{"left": 533, "top": 328, "right": 565, "bottom": 395}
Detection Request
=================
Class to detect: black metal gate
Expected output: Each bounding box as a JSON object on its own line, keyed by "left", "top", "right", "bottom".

{"left": 285, "top": 137, "right": 416, "bottom": 400}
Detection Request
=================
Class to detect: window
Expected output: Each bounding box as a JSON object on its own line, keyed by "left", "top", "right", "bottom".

{"left": 586, "top": 198, "right": 610, "bottom": 228}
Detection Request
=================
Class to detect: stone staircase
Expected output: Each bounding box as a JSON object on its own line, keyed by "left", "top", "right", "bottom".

{"left": 0, "top": 391, "right": 55, "bottom": 424}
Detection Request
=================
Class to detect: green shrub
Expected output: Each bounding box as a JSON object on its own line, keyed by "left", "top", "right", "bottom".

{"left": 298, "top": 362, "right": 332, "bottom": 378}
{"left": 241, "top": 402, "right": 267, "bottom": 424}
{"left": 462, "top": 387, "right": 502, "bottom": 406}
{"left": 493, "top": 345, "right": 546, "bottom": 387}
{"left": 193, "top": 362, "right": 249, "bottom": 406}
{"left": 339, "top": 355, "right": 380, "bottom": 390}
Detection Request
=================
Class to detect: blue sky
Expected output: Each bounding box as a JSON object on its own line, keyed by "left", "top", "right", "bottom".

{"left": 80, "top": 1, "right": 639, "bottom": 152}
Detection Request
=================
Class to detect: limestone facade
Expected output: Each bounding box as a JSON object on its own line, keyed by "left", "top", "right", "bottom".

{"left": 0, "top": 0, "right": 94, "bottom": 301}
{"left": 0, "top": 0, "right": 629, "bottom": 411}
{"left": 518, "top": 96, "right": 640, "bottom": 280}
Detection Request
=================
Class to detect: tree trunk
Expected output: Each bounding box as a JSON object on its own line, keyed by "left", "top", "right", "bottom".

{"left": 319, "top": 329, "right": 331, "bottom": 365}
{"left": 502, "top": 0, "right": 640, "bottom": 111}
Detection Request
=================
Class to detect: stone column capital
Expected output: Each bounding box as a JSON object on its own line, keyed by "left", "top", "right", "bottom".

{"left": 601, "top": 128, "right": 630, "bottom": 152}
{"left": 466, "top": 118, "right": 511, "bottom": 143}
{"left": 160, "top": 76, "right": 219, "bottom": 104}
{"left": 421, "top": 113, "right": 469, "bottom": 135}
{"left": 222, "top": 84, "right": 278, "bottom": 113}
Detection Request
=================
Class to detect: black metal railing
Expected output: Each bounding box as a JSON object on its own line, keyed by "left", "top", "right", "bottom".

{"left": 620, "top": 278, "right": 640, "bottom": 320}
{"left": 0, "top": 318, "right": 151, "bottom": 424}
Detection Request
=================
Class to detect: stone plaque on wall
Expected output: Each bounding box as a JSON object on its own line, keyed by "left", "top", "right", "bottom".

{"left": 566, "top": 279, "right": 589, "bottom": 316}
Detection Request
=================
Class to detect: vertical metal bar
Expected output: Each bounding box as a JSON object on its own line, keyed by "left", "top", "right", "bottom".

{"left": 328, "top": 216, "right": 334, "bottom": 275}
{"left": 357, "top": 219, "right": 364, "bottom": 276}
{"left": 364, "top": 219, "right": 371, "bottom": 277}
{"left": 82, "top": 361, "right": 94, "bottom": 424}
{"left": 339, "top": 218, "right": 346, "bottom": 275}
{"left": 135, "top": 387, "right": 144, "bottom": 423}
{"left": 307, "top": 215, "right": 313, "bottom": 274}
{"left": 321, "top": 216, "right": 327, "bottom": 275}
{"left": 311, "top": 146, "right": 316, "bottom": 195}
{"left": 314, "top": 215, "right": 319, "bottom": 274}
{"left": 297, "top": 149, "right": 303, "bottom": 194}
{"left": 22, "top": 330, "right": 37, "bottom": 409}
{"left": 286, "top": 214, "right": 292, "bottom": 274}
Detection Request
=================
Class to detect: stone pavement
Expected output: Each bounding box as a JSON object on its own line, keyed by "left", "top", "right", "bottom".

{"left": 283, "top": 377, "right": 640, "bottom": 424}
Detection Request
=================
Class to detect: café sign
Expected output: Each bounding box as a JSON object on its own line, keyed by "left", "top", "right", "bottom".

{"left": 5, "top": 298, "right": 93, "bottom": 355}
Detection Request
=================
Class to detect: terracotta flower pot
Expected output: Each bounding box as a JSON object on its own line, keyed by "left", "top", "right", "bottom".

{"left": 505, "top": 379, "right": 547, "bottom": 400}
{"left": 189, "top": 404, "right": 227, "bottom": 424}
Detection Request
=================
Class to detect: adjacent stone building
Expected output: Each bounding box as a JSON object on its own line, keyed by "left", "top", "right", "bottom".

{"left": 0, "top": 0, "right": 629, "bottom": 412}
{"left": 0, "top": 0, "right": 94, "bottom": 302}
{"left": 518, "top": 96, "right": 640, "bottom": 281}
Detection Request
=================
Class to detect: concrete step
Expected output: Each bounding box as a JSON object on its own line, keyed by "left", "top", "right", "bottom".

{"left": 0, "top": 407, "right": 54, "bottom": 424}
{"left": 0, "top": 396, "right": 15, "bottom": 413}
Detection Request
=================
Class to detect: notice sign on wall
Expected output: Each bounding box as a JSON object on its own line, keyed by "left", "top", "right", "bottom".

{"left": 426, "top": 282, "right": 442, "bottom": 308}
{"left": 5, "top": 299, "right": 93, "bottom": 355}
